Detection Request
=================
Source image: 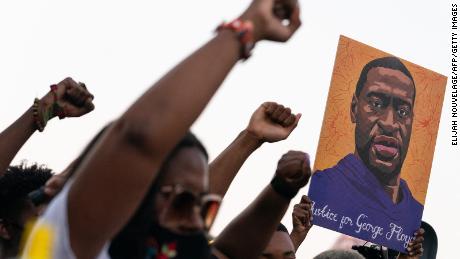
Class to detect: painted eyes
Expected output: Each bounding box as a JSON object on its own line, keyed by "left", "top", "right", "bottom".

{"left": 368, "top": 97, "right": 411, "bottom": 119}
{"left": 397, "top": 107, "right": 411, "bottom": 118}
{"left": 371, "top": 99, "right": 383, "bottom": 109}
{"left": 369, "top": 96, "right": 384, "bottom": 111}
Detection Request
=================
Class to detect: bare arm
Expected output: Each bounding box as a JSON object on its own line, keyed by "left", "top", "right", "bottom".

{"left": 210, "top": 102, "right": 301, "bottom": 197}
{"left": 290, "top": 195, "right": 313, "bottom": 251}
{"left": 67, "top": 1, "right": 302, "bottom": 258}
{"left": 68, "top": 29, "right": 241, "bottom": 259}
{"left": 209, "top": 130, "right": 261, "bottom": 196}
{"left": 0, "top": 82, "right": 94, "bottom": 176}
{"left": 0, "top": 108, "right": 37, "bottom": 177}
{"left": 213, "top": 150, "right": 311, "bottom": 259}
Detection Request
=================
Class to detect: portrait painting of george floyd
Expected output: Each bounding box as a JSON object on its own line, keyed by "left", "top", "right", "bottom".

{"left": 308, "top": 35, "right": 447, "bottom": 252}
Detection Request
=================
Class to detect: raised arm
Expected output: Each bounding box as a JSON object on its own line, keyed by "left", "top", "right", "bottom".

{"left": 213, "top": 150, "right": 311, "bottom": 259}
{"left": 67, "top": 1, "right": 302, "bottom": 258}
{"left": 209, "top": 102, "right": 301, "bottom": 196}
{"left": 0, "top": 80, "right": 94, "bottom": 176}
{"left": 290, "top": 195, "right": 313, "bottom": 251}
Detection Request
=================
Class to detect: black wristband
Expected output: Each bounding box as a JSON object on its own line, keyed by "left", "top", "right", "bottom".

{"left": 270, "top": 176, "right": 298, "bottom": 200}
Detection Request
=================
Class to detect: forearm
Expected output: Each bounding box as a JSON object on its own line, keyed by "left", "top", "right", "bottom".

{"left": 0, "top": 107, "right": 37, "bottom": 176}
{"left": 67, "top": 31, "right": 243, "bottom": 258}
{"left": 214, "top": 185, "right": 290, "bottom": 259}
{"left": 209, "top": 130, "right": 262, "bottom": 196}
{"left": 289, "top": 231, "right": 306, "bottom": 252}
{"left": 0, "top": 89, "right": 66, "bottom": 176}
{"left": 120, "top": 30, "right": 241, "bottom": 157}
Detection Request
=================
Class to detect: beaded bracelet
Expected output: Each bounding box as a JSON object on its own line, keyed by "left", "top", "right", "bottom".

{"left": 32, "top": 85, "right": 67, "bottom": 132}
{"left": 32, "top": 98, "right": 45, "bottom": 132}
{"left": 216, "top": 19, "right": 255, "bottom": 60}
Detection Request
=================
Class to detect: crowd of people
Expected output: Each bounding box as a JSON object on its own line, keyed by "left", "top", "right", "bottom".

{"left": 0, "top": 0, "right": 427, "bottom": 258}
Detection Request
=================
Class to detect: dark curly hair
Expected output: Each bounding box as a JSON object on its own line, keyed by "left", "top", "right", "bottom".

{"left": 0, "top": 163, "right": 53, "bottom": 255}
{"left": 0, "top": 163, "right": 53, "bottom": 220}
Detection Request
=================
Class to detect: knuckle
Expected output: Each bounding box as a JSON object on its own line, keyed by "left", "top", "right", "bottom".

{"left": 64, "top": 77, "right": 74, "bottom": 83}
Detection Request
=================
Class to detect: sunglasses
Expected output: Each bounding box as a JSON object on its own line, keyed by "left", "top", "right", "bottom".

{"left": 158, "top": 185, "right": 222, "bottom": 231}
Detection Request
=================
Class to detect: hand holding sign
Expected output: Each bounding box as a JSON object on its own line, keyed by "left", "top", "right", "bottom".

{"left": 399, "top": 228, "right": 424, "bottom": 258}
{"left": 290, "top": 195, "right": 313, "bottom": 251}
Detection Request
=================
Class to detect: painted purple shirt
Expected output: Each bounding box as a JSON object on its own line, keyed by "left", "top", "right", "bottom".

{"left": 308, "top": 154, "right": 423, "bottom": 252}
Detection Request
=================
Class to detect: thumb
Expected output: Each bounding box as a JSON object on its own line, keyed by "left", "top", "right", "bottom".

{"left": 288, "top": 4, "right": 301, "bottom": 33}
{"left": 287, "top": 113, "right": 302, "bottom": 131}
{"left": 83, "top": 98, "right": 95, "bottom": 112}
{"left": 293, "top": 113, "right": 302, "bottom": 126}
{"left": 266, "top": 1, "right": 301, "bottom": 42}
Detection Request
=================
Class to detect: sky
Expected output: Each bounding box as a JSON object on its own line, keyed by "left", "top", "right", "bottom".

{"left": 0, "top": 0, "right": 457, "bottom": 258}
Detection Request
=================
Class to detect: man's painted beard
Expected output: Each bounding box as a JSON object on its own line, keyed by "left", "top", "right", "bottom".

{"left": 356, "top": 132, "right": 404, "bottom": 184}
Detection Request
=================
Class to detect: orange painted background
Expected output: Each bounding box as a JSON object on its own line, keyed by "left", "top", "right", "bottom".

{"left": 314, "top": 35, "right": 447, "bottom": 205}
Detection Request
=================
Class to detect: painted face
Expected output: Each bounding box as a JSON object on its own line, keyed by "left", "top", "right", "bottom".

{"left": 352, "top": 67, "right": 415, "bottom": 184}
{"left": 154, "top": 147, "right": 209, "bottom": 235}
{"left": 259, "top": 231, "right": 296, "bottom": 259}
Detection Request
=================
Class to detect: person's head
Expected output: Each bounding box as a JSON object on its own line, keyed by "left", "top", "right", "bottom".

{"left": 0, "top": 163, "right": 52, "bottom": 256}
{"left": 260, "top": 224, "right": 296, "bottom": 259}
{"left": 313, "top": 249, "right": 365, "bottom": 259}
{"left": 109, "top": 132, "right": 219, "bottom": 259}
{"left": 152, "top": 132, "right": 215, "bottom": 234}
{"left": 351, "top": 56, "right": 416, "bottom": 184}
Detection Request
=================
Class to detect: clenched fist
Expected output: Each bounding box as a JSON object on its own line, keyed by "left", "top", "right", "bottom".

{"left": 290, "top": 195, "right": 313, "bottom": 250}
{"left": 246, "top": 102, "right": 301, "bottom": 143}
{"left": 271, "top": 151, "right": 311, "bottom": 199}
{"left": 239, "top": 0, "right": 301, "bottom": 43}
{"left": 41, "top": 77, "right": 95, "bottom": 120}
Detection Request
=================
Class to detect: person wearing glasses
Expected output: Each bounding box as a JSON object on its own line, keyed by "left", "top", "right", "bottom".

{"left": 108, "top": 131, "right": 219, "bottom": 258}
{"left": 107, "top": 100, "right": 305, "bottom": 258}
{"left": 22, "top": 0, "right": 304, "bottom": 258}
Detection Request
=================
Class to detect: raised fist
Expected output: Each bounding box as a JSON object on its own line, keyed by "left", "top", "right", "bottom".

{"left": 292, "top": 195, "right": 313, "bottom": 237}
{"left": 240, "top": 0, "right": 301, "bottom": 42}
{"left": 41, "top": 77, "right": 95, "bottom": 119}
{"left": 246, "top": 102, "right": 301, "bottom": 143}
{"left": 272, "top": 151, "right": 311, "bottom": 199}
